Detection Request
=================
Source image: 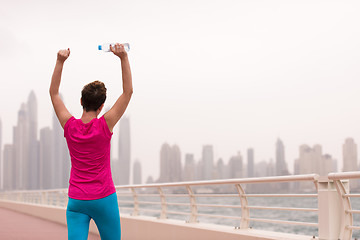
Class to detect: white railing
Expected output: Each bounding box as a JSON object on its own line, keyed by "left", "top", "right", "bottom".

{"left": 1, "top": 173, "right": 360, "bottom": 240}
{"left": 328, "top": 171, "right": 360, "bottom": 240}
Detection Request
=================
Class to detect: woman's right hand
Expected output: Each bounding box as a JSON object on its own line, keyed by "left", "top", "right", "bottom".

{"left": 57, "top": 48, "right": 70, "bottom": 63}
{"left": 110, "top": 43, "right": 128, "bottom": 59}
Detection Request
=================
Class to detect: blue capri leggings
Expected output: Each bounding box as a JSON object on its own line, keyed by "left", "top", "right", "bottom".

{"left": 66, "top": 192, "right": 121, "bottom": 240}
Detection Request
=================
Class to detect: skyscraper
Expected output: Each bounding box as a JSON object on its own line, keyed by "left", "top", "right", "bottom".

{"left": 343, "top": 138, "right": 358, "bottom": 172}
{"left": 247, "top": 148, "right": 254, "bottom": 178}
{"left": 159, "top": 143, "right": 171, "bottom": 182}
{"left": 228, "top": 152, "right": 243, "bottom": 179}
{"left": 133, "top": 159, "right": 142, "bottom": 185}
{"left": 276, "top": 139, "right": 288, "bottom": 176}
{"left": 183, "top": 154, "right": 196, "bottom": 181}
{"left": 39, "top": 127, "right": 53, "bottom": 189}
{"left": 118, "top": 116, "right": 131, "bottom": 185}
{"left": 27, "top": 91, "right": 39, "bottom": 189}
{"left": 202, "top": 145, "right": 214, "bottom": 180}
{"left": 158, "top": 143, "right": 182, "bottom": 183}
{"left": 52, "top": 107, "right": 70, "bottom": 189}
{"left": 14, "top": 103, "right": 29, "bottom": 189}
{"left": 0, "top": 118, "right": 2, "bottom": 189}
{"left": 3, "top": 144, "right": 14, "bottom": 190}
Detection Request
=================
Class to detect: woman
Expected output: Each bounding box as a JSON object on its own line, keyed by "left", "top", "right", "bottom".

{"left": 49, "top": 43, "right": 133, "bottom": 240}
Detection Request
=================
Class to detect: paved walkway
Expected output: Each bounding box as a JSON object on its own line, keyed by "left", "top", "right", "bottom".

{"left": 0, "top": 207, "right": 100, "bottom": 240}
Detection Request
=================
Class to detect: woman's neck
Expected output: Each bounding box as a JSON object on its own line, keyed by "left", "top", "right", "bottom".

{"left": 81, "top": 110, "right": 98, "bottom": 124}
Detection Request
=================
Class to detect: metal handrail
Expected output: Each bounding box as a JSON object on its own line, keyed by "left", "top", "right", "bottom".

{"left": 0, "top": 174, "right": 320, "bottom": 237}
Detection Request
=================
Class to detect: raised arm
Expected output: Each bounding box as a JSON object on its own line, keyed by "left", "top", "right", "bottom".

{"left": 104, "top": 43, "right": 133, "bottom": 132}
{"left": 49, "top": 49, "right": 72, "bottom": 128}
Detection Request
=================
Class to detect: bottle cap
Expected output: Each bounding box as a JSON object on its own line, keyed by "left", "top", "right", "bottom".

{"left": 98, "top": 45, "right": 102, "bottom": 50}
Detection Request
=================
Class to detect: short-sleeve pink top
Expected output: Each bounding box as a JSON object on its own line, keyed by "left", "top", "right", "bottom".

{"left": 64, "top": 116, "right": 115, "bottom": 200}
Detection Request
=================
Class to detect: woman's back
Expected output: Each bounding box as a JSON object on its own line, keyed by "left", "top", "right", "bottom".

{"left": 64, "top": 116, "right": 115, "bottom": 200}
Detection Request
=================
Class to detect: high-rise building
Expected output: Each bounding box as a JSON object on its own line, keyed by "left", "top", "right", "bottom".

{"left": 118, "top": 116, "right": 131, "bottom": 185}
{"left": 228, "top": 152, "right": 243, "bottom": 179}
{"left": 52, "top": 107, "right": 70, "bottom": 189}
{"left": 39, "top": 127, "right": 53, "bottom": 189}
{"left": 275, "top": 139, "right": 288, "bottom": 176}
{"left": 202, "top": 145, "right": 214, "bottom": 180}
{"left": 170, "top": 145, "right": 182, "bottom": 182}
{"left": 133, "top": 159, "right": 142, "bottom": 185}
{"left": 28, "top": 91, "right": 39, "bottom": 189}
{"left": 3, "top": 144, "right": 14, "bottom": 190}
{"left": 296, "top": 144, "right": 336, "bottom": 190}
{"left": 343, "top": 138, "right": 358, "bottom": 172}
{"left": 215, "top": 158, "right": 226, "bottom": 179}
{"left": 183, "top": 154, "right": 196, "bottom": 181}
{"left": 0, "top": 118, "right": 2, "bottom": 190}
{"left": 14, "top": 103, "right": 29, "bottom": 190}
{"left": 247, "top": 148, "right": 254, "bottom": 178}
{"left": 159, "top": 143, "right": 171, "bottom": 182}
{"left": 158, "top": 143, "right": 182, "bottom": 183}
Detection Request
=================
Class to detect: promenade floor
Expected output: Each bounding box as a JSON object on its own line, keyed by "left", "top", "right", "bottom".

{"left": 0, "top": 207, "right": 100, "bottom": 240}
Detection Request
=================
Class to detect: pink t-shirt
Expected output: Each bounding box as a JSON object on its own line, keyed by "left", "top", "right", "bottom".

{"left": 64, "top": 116, "right": 115, "bottom": 200}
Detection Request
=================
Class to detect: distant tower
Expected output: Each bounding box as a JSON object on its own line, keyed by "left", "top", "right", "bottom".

{"left": 158, "top": 143, "right": 182, "bottom": 183}
{"left": 0, "top": 118, "right": 2, "bottom": 190}
{"left": 133, "top": 159, "right": 142, "bottom": 185}
{"left": 202, "top": 145, "right": 214, "bottom": 180}
{"left": 118, "top": 116, "right": 131, "bottom": 185}
{"left": 14, "top": 103, "right": 29, "bottom": 189}
{"left": 183, "top": 154, "right": 196, "bottom": 181}
{"left": 275, "top": 139, "right": 288, "bottom": 176}
{"left": 247, "top": 148, "right": 254, "bottom": 178}
{"left": 159, "top": 143, "right": 171, "bottom": 182}
{"left": 52, "top": 94, "right": 70, "bottom": 189}
{"left": 216, "top": 158, "right": 226, "bottom": 179}
{"left": 228, "top": 152, "right": 243, "bottom": 178}
{"left": 343, "top": 138, "right": 358, "bottom": 172}
{"left": 3, "top": 144, "right": 13, "bottom": 190}
{"left": 39, "top": 127, "right": 53, "bottom": 189}
{"left": 170, "top": 145, "right": 182, "bottom": 182}
{"left": 28, "top": 91, "right": 39, "bottom": 189}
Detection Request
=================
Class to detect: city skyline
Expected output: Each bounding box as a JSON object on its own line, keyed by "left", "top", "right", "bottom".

{"left": 1, "top": 90, "right": 360, "bottom": 190}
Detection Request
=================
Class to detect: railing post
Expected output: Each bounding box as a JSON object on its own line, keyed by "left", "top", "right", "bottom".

{"left": 186, "top": 185, "right": 198, "bottom": 223}
{"left": 318, "top": 177, "right": 350, "bottom": 240}
{"left": 131, "top": 188, "right": 139, "bottom": 216}
{"left": 333, "top": 179, "right": 352, "bottom": 240}
{"left": 235, "top": 184, "right": 249, "bottom": 229}
{"left": 158, "top": 187, "right": 167, "bottom": 219}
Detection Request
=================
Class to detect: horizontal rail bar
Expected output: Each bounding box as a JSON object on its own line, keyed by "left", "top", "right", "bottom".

{"left": 118, "top": 201, "right": 134, "bottom": 204}
{"left": 163, "top": 194, "right": 189, "bottom": 198}
{"left": 166, "top": 202, "right": 190, "bottom": 207}
{"left": 244, "top": 194, "right": 318, "bottom": 198}
{"left": 328, "top": 171, "right": 360, "bottom": 180}
{"left": 197, "top": 213, "right": 242, "bottom": 220}
{"left": 134, "top": 194, "right": 160, "bottom": 197}
{"left": 114, "top": 174, "right": 319, "bottom": 189}
{"left": 248, "top": 218, "right": 318, "bottom": 227}
{"left": 193, "top": 194, "right": 239, "bottom": 197}
{"left": 346, "top": 225, "right": 360, "bottom": 230}
{"left": 197, "top": 204, "right": 241, "bottom": 209}
{"left": 346, "top": 210, "right": 360, "bottom": 214}
{"left": 137, "top": 201, "right": 161, "bottom": 205}
{"left": 343, "top": 194, "right": 360, "bottom": 198}
{"left": 247, "top": 206, "right": 318, "bottom": 212}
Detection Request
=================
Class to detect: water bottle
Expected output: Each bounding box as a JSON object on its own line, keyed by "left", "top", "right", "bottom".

{"left": 98, "top": 43, "right": 130, "bottom": 52}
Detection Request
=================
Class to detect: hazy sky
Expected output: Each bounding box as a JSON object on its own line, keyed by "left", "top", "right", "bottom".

{"left": 1, "top": 0, "right": 360, "bottom": 182}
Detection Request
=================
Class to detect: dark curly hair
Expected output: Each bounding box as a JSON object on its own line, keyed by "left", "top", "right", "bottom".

{"left": 81, "top": 80, "right": 107, "bottom": 112}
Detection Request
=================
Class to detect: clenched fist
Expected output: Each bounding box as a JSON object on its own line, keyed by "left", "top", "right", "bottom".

{"left": 57, "top": 48, "right": 70, "bottom": 63}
